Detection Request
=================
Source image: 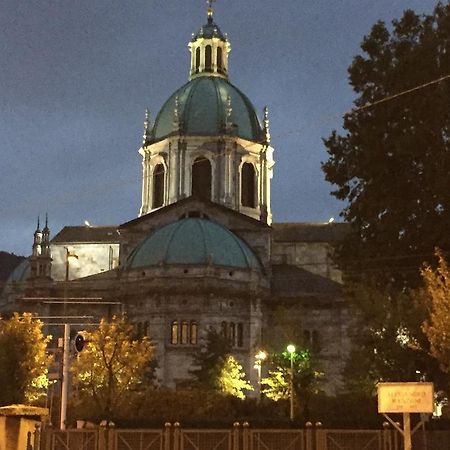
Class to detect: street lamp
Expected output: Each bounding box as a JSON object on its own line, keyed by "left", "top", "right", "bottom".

{"left": 254, "top": 350, "right": 267, "bottom": 401}
{"left": 287, "top": 344, "right": 296, "bottom": 421}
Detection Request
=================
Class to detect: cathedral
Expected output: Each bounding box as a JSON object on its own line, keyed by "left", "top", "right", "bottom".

{"left": 1, "top": 6, "right": 350, "bottom": 395}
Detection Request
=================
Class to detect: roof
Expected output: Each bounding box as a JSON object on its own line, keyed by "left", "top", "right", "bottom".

{"left": 271, "top": 264, "right": 342, "bottom": 297}
{"left": 192, "top": 17, "right": 226, "bottom": 41}
{"left": 272, "top": 222, "right": 350, "bottom": 243}
{"left": 150, "top": 77, "right": 264, "bottom": 143}
{"left": 126, "top": 218, "right": 261, "bottom": 271}
{"left": 51, "top": 226, "right": 120, "bottom": 244}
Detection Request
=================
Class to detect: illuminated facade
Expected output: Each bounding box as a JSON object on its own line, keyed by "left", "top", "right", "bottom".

{"left": 1, "top": 8, "right": 350, "bottom": 395}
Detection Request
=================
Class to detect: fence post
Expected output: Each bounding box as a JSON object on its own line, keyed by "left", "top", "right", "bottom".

{"left": 305, "top": 422, "right": 313, "bottom": 450}
{"left": 164, "top": 422, "right": 172, "bottom": 450}
{"left": 33, "top": 423, "right": 41, "bottom": 450}
{"left": 108, "top": 422, "right": 116, "bottom": 450}
{"left": 315, "top": 428, "right": 326, "bottom": 450}
{"left": 174, "top": 422, "right": 181, "bottom": 450}
{"left": 233, "top": 422, "right": 240, "bottom": 450}
{"left": 43, "top": 424, "right": 53, "bottom": 450}
{"left": 242, "top": 422, "right": 249, "bottom": 450}
{"left": 99, "top": 421, "right": 107, "bottom": 450}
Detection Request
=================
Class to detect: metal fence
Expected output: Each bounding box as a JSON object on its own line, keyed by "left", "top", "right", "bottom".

{"left": 41, "top": 423, "right": 450, "bottom": 450}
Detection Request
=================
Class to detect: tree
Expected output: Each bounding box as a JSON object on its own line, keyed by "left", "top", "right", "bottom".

{"left": 421, "top": 250, "right": 450, "bottom": 374}
{"left": 0, "top": 312, "right": 51, "bottom": 405}
{"left": 190, "top": 328, "right": 232, "bottom": 390}
{"left": 71, "top": 316, "right": 154, "bottom": 418}
{"left": 322, "top": 3, "right": 450, "bottom": 387}
{"left": 261, "top": 348, "right": 321, "bottom": 419}
{"left": 190, "top": 329, "right": 252, "bottom": 398}
{"left": 217, "top": 355, "right": 253, "bottom": 399}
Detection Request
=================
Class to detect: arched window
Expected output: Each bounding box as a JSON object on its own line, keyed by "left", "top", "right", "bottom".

{"left": 181, "top": 321, "right": 189, "bottom": 344}
{"left": 171, "top": 321, "right": 179, "bottom": 344}
{"left": 312, "top": 330, "right": 320, "bottom": 352}
{"left": 241, "top": 163, "right": 256, "bottom": 208}
{"left": 192, "top": 157, "right": 212, "bottom": 199}
{"left": 217, "top": 47, "right": 223, "bottom": 71}
{"left": 237, "top": 323, "right": 244, "bottom": 348}
{"left": 195, "top": 47, "right": 200, "bottom": 72}
{"left": 205, "top": 45, "right": 212, "bottom": 71}
{"left": 152, "top": 163, "right": 165, "bottom": 208}
{"left": 303, "top": 330, "right": 311, "bottom": 347}
{"left": 137, "top": 322, "right": 143, "bottom": 338}
{"left": 190, "top": 321, "right": 198, "bottom": 345}
{"left": 143, "top": 321, "right": 149, "bottom": 337}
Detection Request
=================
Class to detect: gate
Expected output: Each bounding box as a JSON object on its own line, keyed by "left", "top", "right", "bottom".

{"left": 249, "top": 429, "right": 305, "bottom": 450}
{"left": 115, "top": 429, "right": 164, "bottom": 450}
{"left": 316, "top": 430, "right": 382, "bottom": 450}
{"left": 179, "top": 429, "right": 233, "bottom": 450}
{"left": 50, "top": 429, "right": 98, "bottom": 450}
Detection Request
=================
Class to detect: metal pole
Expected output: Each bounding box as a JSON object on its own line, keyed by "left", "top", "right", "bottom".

{"left": 290, "top": 352, "right": 294, "bottom": 421}
{"left": 60, "top": 323, "right": 70, "bottom": 430}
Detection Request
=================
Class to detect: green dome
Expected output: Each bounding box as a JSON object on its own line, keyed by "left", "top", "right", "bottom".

{"left": 150, "top": 77, "right": 264, "bottom": 143}
{"left": 127, "top": 218, "right": 261, "bottom": 270}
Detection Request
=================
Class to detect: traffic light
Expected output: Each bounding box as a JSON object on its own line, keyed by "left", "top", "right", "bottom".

{"left": 74, "top": 334, "right": 85, "bottom": 352}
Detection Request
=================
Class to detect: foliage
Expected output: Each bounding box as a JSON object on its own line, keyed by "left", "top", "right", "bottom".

{"left": 421, "top": 250, "right": 450, "bottom": 374}
{"left": 322, "top": 2, "right": 450, "bottom": 388}
{"left": 261, "top": 348, "right": 321, "bottom": 419}
{"left": 323, "top": 3, "right": 450, "bottom": 290}
{"left": 217, "top": 355, "right": 253, "bottom": 399}
{"left": 71, "top": 315, "right": 154, "bottom": 418}
{"left": 0, "top": 312, "right": 51, "bottom": 405}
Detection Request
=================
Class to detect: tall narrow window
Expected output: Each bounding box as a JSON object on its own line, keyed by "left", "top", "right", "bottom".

{"left": 312, "top": 330, "right": 320, "bottom": 352}
{"left": 217, "top": 47, "right": 223, "bottom": 71}
{"left": 171, "top": 321, "right": 179, "bottom": 344}
{"left": 143, "top": 321, "right": 149, "bottom": 337}
{"left": 192, "top": 157, "right": 212, "bottom": 199}
{"left": 221, "top": 321, "right": 228, "bottom": 338}
{"left": 237, "top": 323, "right": 244, "bottom": 348}
{"left": 303, "top": 330, "right": 311, "bottom": 347}
{"left": 241, "top": 163, "right": 256, "bottom": 207}
{"left": 152, "top": 164, "right": 165, "bottom": 208}
{"left": 190, "top": 321, "right": 198, "bottom": 345}
{"left": 205, "top": 45, "right": 212, "bottom": 71}
{"left": 229, "top": 322, "right": 236, "bottom": 346}
{"left": 195, "top": 47, "right": 200, "bottom": 72}
{"left": 181, "top": 321, "right": 189, "bottom": 344}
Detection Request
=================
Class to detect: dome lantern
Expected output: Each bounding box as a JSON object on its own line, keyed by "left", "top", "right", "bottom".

{"left": 188, "top": 5, "right": 231, "bottom": 80}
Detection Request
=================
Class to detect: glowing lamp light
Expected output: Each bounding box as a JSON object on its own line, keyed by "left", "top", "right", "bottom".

{"left": 287, "top": 344, "right": 296, "bottom": 354}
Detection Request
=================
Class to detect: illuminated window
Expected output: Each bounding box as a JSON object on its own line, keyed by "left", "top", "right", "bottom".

{"left": 241, "top": 163, "right": 256, "bottom": 207}
{"left": 192, "top": 157, "right": 211, "bottom": 199}
{"left": 152, "top": 164, "right": 165, "bottom": 208}
{"left": 205, "top": 45, "right": 212, "bottom": 71}
{"left": 171, "top": 321, "right": 178, "bottom": 344}
{"left": 217, "top": 47, "right": 223, "bottom": 71}
{"left": 237, "top": 323, "right": 243, "bottom": 348}
{"left": 181, "top": 321, "right": 189, "bottom": 344}
{"left": 190, "top": 321, "right": 198, "bottom": 345}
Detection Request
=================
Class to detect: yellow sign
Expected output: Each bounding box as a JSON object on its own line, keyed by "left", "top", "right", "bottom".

{"left": 377, "top": 382, "right": 434, "bottom": 413}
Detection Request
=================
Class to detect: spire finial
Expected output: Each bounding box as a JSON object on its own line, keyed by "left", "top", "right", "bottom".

{"left": 207, "top": 0, "right": 216, "bottom": 21}
{"left": 37, "top": 216, "right": 40, "bottom": 231}
{"left": 45, "top": 212, "right": 48, "bottom": 229}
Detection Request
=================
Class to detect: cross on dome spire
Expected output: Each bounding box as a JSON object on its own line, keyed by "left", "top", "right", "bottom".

{"left": 207, "top": 0, "right": 216, "bottom": 21}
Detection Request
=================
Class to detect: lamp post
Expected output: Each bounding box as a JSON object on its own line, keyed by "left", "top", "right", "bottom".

{"left": 254, "top": 350, "right": 267, "bottom": 401}
{"left": 287, "top": 344, "right": 296, "bottom": 421}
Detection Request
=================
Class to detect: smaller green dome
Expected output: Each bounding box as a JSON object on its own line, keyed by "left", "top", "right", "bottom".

{"left": 127, "top": 218, "right": 260, "bottom": 271}
{"left": 6, "top": 259, "right": 30, "bottom": 284}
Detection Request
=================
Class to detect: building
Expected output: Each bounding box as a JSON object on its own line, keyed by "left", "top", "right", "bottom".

{"left": 1, "top": 6, "right": 350, "bottom": 395}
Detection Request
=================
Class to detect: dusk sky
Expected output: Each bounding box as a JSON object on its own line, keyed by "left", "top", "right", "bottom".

{"left": 0, "top": 0, "right": 438, "bottom": 256}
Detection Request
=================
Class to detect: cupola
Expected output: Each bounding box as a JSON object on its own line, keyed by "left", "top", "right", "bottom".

{"left": 188, "top": 5, "right": 230, "bottom": 80}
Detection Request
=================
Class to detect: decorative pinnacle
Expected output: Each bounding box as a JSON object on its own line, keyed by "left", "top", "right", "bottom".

{"left": 43, "top": 212, "right": 49, "bottom": 231}
{"left": 36, "top": 216, "right": 40, "bottom": 231}
{"left": 263, "top": 106, "right": 271, "bottom": 143}
{"left": 142, "top": 108, "right": 151, "bottom": 145}
{"left": 173, "top": 96, "right": 180, "bottom": 130}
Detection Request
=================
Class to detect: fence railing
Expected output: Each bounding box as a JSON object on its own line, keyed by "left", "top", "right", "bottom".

{"left": 41, "top": 422, "right": 449, "bottom": 450}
